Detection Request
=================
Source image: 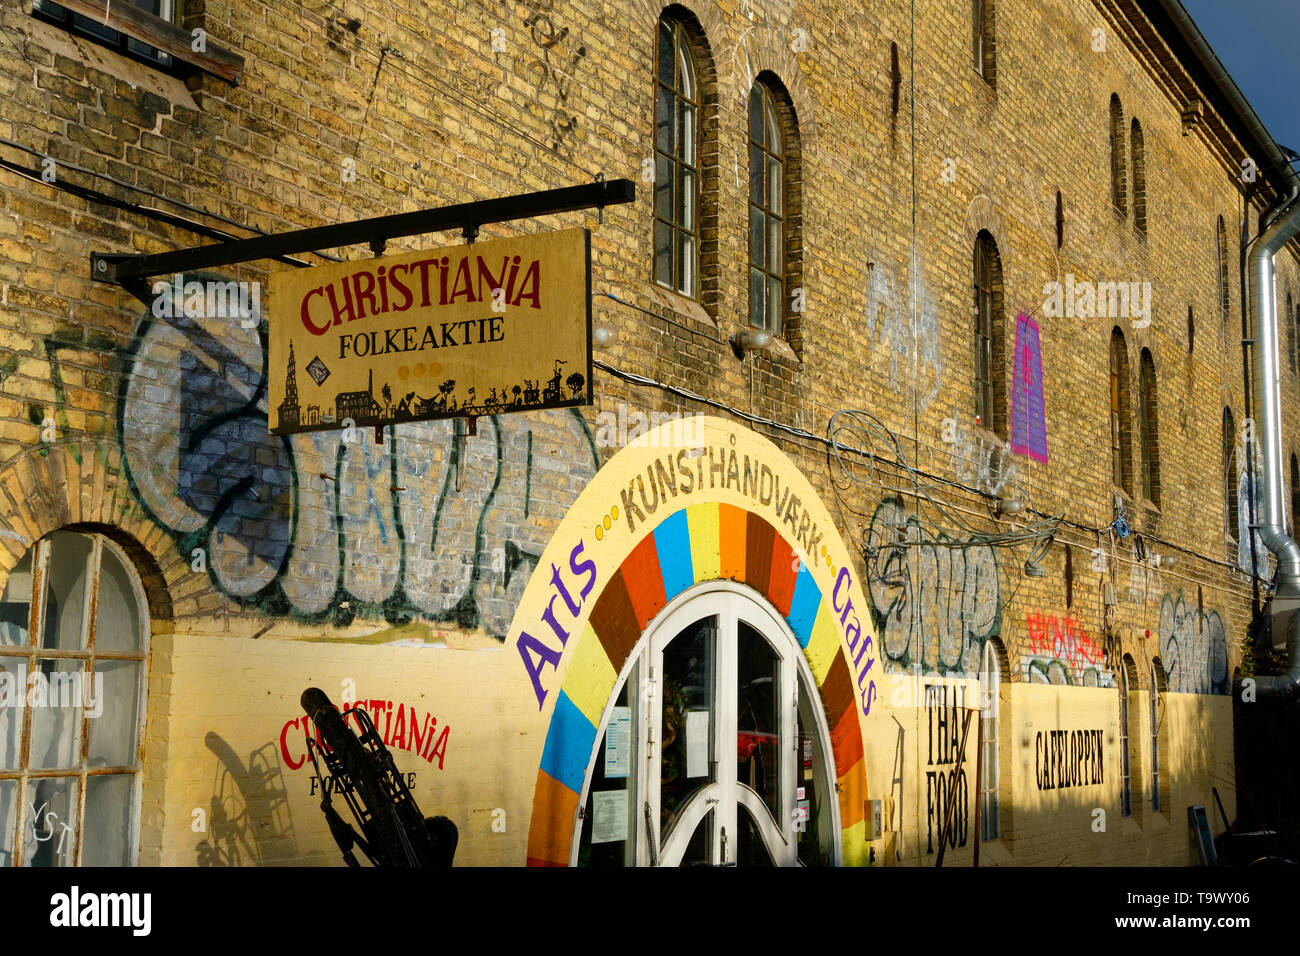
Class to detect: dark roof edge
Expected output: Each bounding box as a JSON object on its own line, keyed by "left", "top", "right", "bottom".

{"left": 1141, "top": 0, "right": 1299, "bottom": 204}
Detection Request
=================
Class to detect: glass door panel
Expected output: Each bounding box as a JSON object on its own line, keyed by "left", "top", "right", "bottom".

{"left": 735, "top": 804, "right": 776, "bottom": 866}
{"left": 659, "top": 615, "right": 715, "bottom": 842}
{"left": 736, "top": 620, "right": 781, "bottom": 826}
{"left": 576, "top": 663, "right": 637, "bottom": 867}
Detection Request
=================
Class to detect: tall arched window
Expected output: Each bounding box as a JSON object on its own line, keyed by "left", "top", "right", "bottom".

{"left": 1217, "top": 216, "right": 1231, "bottom": 328}
{"left": 1224, "top": 407, "right": 1238, "bottom": 542}
{"left": 654, "top": 14, "right": 701, "bottom": 298}
{"left": 748, "top": 79, "right": 786, "bottom": 334}
{"left": 972, "top": 0, "right": 995, "bottom": 85}
{"left": 1138, "top": 348, "right": 1160, "bottom": 506}
{"left": 979, "top": 640, "right": 1002, "bottom": 842}
{"left": 973, "top": 231, "right": 1004, "bottom": 435}
{"left": 1110, "top": 95, "right": 1127, "bottom": 216}
{"left": 0, "top": 530, "right": 150, "bottom": 866}
{"left": 1110, "top": 328, "right": 1133, "bottom": 497}
{"left": 1130, "top": 118, "right": 1146, "bottom": 236}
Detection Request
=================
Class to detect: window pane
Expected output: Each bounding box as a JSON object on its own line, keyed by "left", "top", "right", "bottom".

{"left": 0, "top": 657, "right": 25, "bottom": 770}
{"left": 654, "top": 153, "right": 672, "bottom": 221}
{"left": 750, "top": 268, "right": 765, "bottom": 329}
{"left": 677, "top": 41, "right": 695, "bottom": 100}
{"left": 679, "top": 168, "right": 695, "bottom": 231}
{"left": 654, "top": 221, "right": 672, "bottom": 287}
{"left": 765, "top": 105, "right": 780, "bottom": 157}
{"left": 796, "top": 674, "right": 832, "bottom": 865}
{"left": 749, "top": 144, "right": 764, "bottom": 205}
{"left": 737, "top": 622, "right": 780, "bottom": 823}
{"left": 655, "top": 86, "right": 674, "bottom": 153}
{"left": 750, "top": 206, "right": 764, "bottom": 266}
{"left": 41, "top": 532, "right": 93, "bottom": 651}
{"left": 657, "top": 21, "right": 674, "bottom": 86}
{"left": 82, "top": 774, "right": 135, "bottom": 866}
{"left": 28, "top": 659, "right": 84, "bottom": 770}
{"left": 0, "top": 550, "right": 32, "bottom": 647}
{"left": 678, "top": 235, "right": 694, "bottom": 298}
{"left": 768, "top": 277, "right": 783, "bottom": 332}
{"left": 768, "top": 158, "right": 782, "bottom": 210}
{"left": 24, "top": 776, "right": 78, "bottom": 867}
{"left": 660, "top": 616, "right": 715, "bottom": 840}
{"left": 678, "top": 808, "right": 713, "bottom": 866}
{"left": 679, "top": 103, "right": 696, "bottom": 163}
{"left": 735, "top": 804, "right": 776, "bottom": 866}
{"left": 89, "top": 660, "right": 141, "bottom": 768}
{"left": 0, "top": 779, "right": 15, "bottom": 867}
{"left": 576, "top": 668, "right": 636, "bottom": 867}
{"left": 768, "top": 217, "right": 782, "bottom": 272}
{"left": 94, "top": 546, "right": 143, "bottom": 652}
{"left": 749, "top": 87, "right": 763, "bottom": 145}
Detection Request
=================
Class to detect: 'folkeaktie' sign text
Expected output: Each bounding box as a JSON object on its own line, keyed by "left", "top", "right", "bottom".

{"left": 268, "top": 228, "right": 591, "bottom": 435}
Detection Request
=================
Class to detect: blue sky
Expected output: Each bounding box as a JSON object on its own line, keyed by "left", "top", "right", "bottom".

{"left": 1181, "top": 0, "right": 1300, "bottom": 158}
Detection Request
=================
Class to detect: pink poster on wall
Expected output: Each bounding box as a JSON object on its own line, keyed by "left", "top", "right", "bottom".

{"left": 1010, "top": 312, "right": 1049, "bottom": 464}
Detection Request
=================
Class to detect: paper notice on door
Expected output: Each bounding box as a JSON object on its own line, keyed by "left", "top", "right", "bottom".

{"left": 605, "top": 706, "right": 631, "bottom": 779}
{"left": 686, "top": 709, "right": 709, "bottom": 778}
{"left": 591, "top": 790, "right": 628, "bottom": 844}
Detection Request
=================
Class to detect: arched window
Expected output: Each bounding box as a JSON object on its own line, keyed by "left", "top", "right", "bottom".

{"left": 1109, "top": 328, "right": 1133, "bottom": 497}
{"left": 748, "top": 78, "right": 787, "bottom": 334}
{"left": 1217, "top": 216, "right": 1231, "bottom": 328}
{"left": 1130, "top": 118, "right": 1146, "bottom": 236}
{"left": 1138, "top": 348, "right": 1160, "bottom": 506}
{"left": 0, "top": 530, "right": 150, "bottom": 865}
{"left": 1224, "top": 407, "right": 1238, "bottom": 542}
{"left": 973, "top": 231, "right": 1005, "bottom": 435}
{"left": 654, "top": 14, "right": 701, "bottom": 298}
{"left": 979, "top": 640, "right": 1002, "bottom": 842}
{"left": 1119, "top": 656, "right": 1135, "bottom": 818}
{"left": 1110, "top": 95, "right": 1127, "bottom": 216}
{"left": 972, "top": 0, "right": 995, "bottom": 85}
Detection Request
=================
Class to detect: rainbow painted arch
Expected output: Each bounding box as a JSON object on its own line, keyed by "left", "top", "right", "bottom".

{"left": 525, "top": 501, "right": 871, "bottom": 866}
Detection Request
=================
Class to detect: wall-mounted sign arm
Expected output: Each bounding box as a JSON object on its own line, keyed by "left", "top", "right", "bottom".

{"left": 90, "top": 179, "right": 635, "bottom": 285}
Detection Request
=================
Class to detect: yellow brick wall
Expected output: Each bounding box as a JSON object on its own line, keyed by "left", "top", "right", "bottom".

{"left": 0, "top": 0, "right": 1286, "bottom": 865}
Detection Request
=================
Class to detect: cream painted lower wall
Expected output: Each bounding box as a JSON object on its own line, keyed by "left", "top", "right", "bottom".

{"left": 863, "top": 677, "right": 1235, "bottom": 867}
{"left": 137, "top": 635, "right": 1236, "bottom": 867}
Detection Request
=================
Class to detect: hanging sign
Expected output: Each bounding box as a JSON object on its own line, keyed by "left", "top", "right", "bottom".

{"left": 268, "top": 228, "right": 591, "bottom": 435}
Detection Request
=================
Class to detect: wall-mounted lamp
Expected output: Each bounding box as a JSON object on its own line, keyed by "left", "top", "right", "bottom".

{"left": 593, "top": 320, "right": 616, "bottom": 346}
{"left": 996, "top": 497, "right": 1025, "bottom": 516}
{"left": 1155, "top": 554, "right": 1176, "bottom": 569}
{"left": 730, "top": 328, "right": 773, "bottom": 360}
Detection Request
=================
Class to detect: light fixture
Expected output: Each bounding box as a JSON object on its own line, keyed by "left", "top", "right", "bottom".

{"left": 730, "top": 328, "right": 773, "bottom": 360}
{"left": 996, "top": 497, "right": 1025, "bottom": 516}
{"left": 1157, "top": 554, "right": 1176, "bottom": 569}
{"left": 593, "top": 320, "right": 615, "bottom": 346}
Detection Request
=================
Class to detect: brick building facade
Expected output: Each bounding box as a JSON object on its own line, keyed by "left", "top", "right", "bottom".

{"left": 0, "top": 0, "right": 1295, "bottom": 866}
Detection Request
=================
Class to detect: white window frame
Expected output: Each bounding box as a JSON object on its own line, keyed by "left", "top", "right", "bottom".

{"left": 569, "top": 580, "right": 841, "bottom": 867}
